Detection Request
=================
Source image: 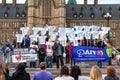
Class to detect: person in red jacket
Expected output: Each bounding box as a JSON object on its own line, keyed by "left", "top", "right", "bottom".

{"left": 68, "top": 42, "right": 74, "bottom": 67}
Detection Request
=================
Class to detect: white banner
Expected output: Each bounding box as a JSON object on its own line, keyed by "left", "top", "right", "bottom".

{"left": 12, "top": 48, "right": 37, "bottom": 63}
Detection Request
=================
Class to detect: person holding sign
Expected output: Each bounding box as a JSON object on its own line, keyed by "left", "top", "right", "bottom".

{"left": 38, "top": 45, "right": 46, "bottom": 64}
{"left": 1, "top": 41, "right": 13, "bottom": 63}
{"left": 106, "top": 43, "right": 113, "bottom": 65}
{"left": 24, "top": 35, "right": 30, "bottom": 48}
{"left": 68, "top": 42, "right": 74, "bottom": 67}
{"left": 29, "top": 41, "right": 38, "bottom": 68}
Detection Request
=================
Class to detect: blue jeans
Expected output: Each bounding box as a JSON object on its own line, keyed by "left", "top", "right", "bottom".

{"left": 4, "top": 51, "right": 12, "bottom": 63}
{"left": 30, "top": 61, "right": 36, "bottom": 68}
{"left": 46, "top": 56, "right": 52, "bottom": 68}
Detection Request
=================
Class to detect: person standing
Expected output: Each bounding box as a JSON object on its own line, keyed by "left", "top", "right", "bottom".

{"left": 30, "top": 41, "right": 38, "bottom": 68}
{"left": 97, "top": 39, "right": 106, "bottom": 68}
{"left": 65, "top": 42, "right": 70, "bottom": 64}
{"left": 54, "top": 66, "right": 74, "bottom": 80}
{"left": 24, "top": 35, "right": 30, "bottom": 48}
{"left": 104, "top": 66, "right": 119, "bottom": 80}
{"left": 68, "top": 42, "right": 74, "bottom": 67}
{"left": 106, "top": 43, "right": 113, "bottom": 65}
{"left": 46, "top": 45, "right": 53, "bottom": 68}
{"left": 12, "top": 63, "right": 30, "bottom": 80}
{"left": 0, "top": 70, "right": 5, "bottom": 80}
{"left": 33, "top": 62, "right": 53, "bottom": 80}
{"left": 1, "top": 41, "right": 13, "bottom": 63}
{"left": 38, "top": 45, "right": 46, "bottom": 64}
{"left": 90, "top": 65, "right": 103, "bottom": 80}
{"left": 71, "top": 65, "right": 89, "bottom": 80}
{"left": 53, "top": 39, "right": 64, "bottom": 69}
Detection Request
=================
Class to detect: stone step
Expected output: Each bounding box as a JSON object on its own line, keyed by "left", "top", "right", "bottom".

{"left": 9, "top": 67, "right": 120, "bottom": 79}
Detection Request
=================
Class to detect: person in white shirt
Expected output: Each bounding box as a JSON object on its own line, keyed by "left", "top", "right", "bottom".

{"left": 29, "top": 41, "right": 38, "bottom": 68}
{"left": 46, "top": 45, "right": 53, "bottom": 68}
{"left": 71, "top": 65, "right": 89, "bottom": 80}
{"left": 54, "top": 66, "right": 74, "bottom": 80}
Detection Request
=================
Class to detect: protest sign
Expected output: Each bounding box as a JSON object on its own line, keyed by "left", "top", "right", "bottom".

{"left": 16, "top": 34, "right": 24, "bottom": 43}
{"left": 72, "top": 46, "right": 110, "bottom": 62}
{"left": 12, "top": 48, "right": 37, "bottom": 63}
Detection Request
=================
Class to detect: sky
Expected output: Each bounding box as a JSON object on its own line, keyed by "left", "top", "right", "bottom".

{"left": 0, "top": 0, "right": 120, "bottom": 4}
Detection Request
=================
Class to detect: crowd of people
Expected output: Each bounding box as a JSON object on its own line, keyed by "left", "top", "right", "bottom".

{"left": 0, "top": 62, "right": 119, "bottom": 80}
{"left": 1, "top": 34, "right": 113, "bottom": 68}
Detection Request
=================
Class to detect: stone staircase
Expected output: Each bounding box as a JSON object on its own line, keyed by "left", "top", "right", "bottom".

{"left": 8, "top": 60, "right": 120, "bottom": 80}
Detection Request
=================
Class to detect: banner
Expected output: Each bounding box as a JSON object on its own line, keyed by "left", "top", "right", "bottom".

{"left": 72, "top": 46, "right": 110, "bottom": 62}
{"left": 12, "top": 48, "right": 37, "bottom": 63}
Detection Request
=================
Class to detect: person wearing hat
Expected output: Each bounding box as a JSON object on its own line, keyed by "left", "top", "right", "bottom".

{"left": 33, "top": 62, "right": 53, "bottom": 80}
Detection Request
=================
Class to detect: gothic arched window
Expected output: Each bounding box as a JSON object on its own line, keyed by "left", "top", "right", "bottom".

{"left": 42, "top": 0, "right": 51, "bottom": 17}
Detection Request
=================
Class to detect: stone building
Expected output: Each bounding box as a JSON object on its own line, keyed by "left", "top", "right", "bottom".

{"left": 0, "top": 0, "right": 27, "bottom": 47}
{"left": 0, "top": 0, "right": 120, "bottom": 49}
{"left": 27, "top": 0, "right": 66, "bottom": 34}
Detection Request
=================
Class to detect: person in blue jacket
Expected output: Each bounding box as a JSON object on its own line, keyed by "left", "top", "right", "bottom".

{"left": 1, "top": 41, "right": 13, "bottom": 63}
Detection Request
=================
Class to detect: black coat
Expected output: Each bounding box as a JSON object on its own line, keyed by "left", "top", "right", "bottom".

{"left": 12, "top": 70, "right": 30, "bottom": 80}
{"left": 52, "top": 43, "right": 64, "bottom": 56}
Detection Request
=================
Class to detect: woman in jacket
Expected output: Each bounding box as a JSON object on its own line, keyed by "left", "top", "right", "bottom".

{"left": 12, "top": 63, "right": 31, "bottom": 80}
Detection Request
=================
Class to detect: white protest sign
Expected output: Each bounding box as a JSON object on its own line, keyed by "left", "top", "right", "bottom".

{"left": 30, "top": 34, "right": 39, "bottom": 42}
{"left": 75, "top": 31, "right": 84, "bottom": 40}
{"left": 68, "top": 31, "right": 75, "bottom": 39}
{"left": 12, "top": 48, "right": 37, "bottom": 63}
{"left": 38, "top": 36, "right": 47, "bottom": 44}
{"left": 90, "top": 25, "right": 99, "bottom": 31}
{"left": 40, "top": 28, "right": 47, "bottom": 36}
{"left": 58, "top": 38, "right": 67, "bottom": 46}
{"left": 12, "top": 54, "right": 37, "bottom": 63}
{"left": 58, "top": 28, "right": 66, "bottom": 37}
{"left": 83, "top": 26, "right": 90, "bottom": 31}
{"left": 91, "top": 31, "right": 99, "bottom": 39}
{"left": 84, "top": 31, "right": 91, "bottom": 39}
{"left": 50, "top": 32, "right": 58, "bottom": 41}
{"left": 32, "top": 27, "right": 41, "bottom": 35}
{"left": 99, "top": 31, "right": 107, "bottom": 40}
{"left": 65, "top": 28, "right": 74, "bottom": 35}
{"left": 74, "top": 26, "right": 84, "bottom": 31}
{"left": 101, "top": 27, "right": 110, "bottom": 33}
{"left": 70, "top": 38, "right": 78, "bottom": 46}
{"left": 16, "top": 34, "right": 24, "bottom": 43}
{"left": 48, "top": 26, "right": 56, "bottom": 32}
{"left": 20, "top": 27, "right": 29, "bottom": 35}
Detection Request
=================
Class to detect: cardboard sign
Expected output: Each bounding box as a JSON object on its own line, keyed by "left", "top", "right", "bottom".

{"left": 84, "top": 31, "right": 91, "bottom": 39}
{"left": 30, "top": 34, "right": 39, "bottom": 43}
{"left": 90, "top": 25, "right": 99, "bottom": 31}
{"left": 38, "top": 36, "right": 47, "bottom": 44}
{"left": 16, "top": 34, "right": 24, "bottom": 43}
{"left": 32, "top": 27, "right": 41, "bottom": 35}
{"left": 20, "top": 27, "right": 29, "bottom": 35}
